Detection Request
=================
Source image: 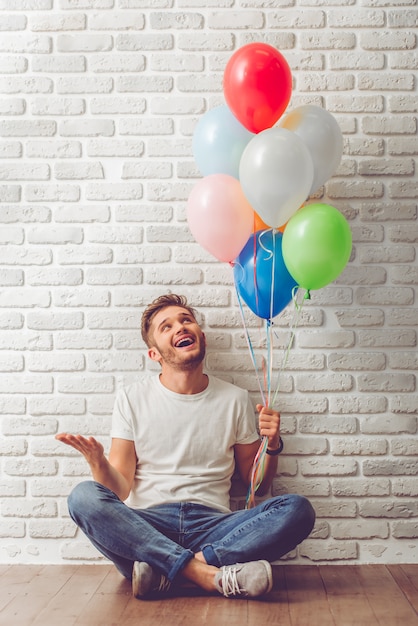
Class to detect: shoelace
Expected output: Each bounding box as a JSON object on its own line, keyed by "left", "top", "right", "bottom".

{"left": 221, "top": 567, "right": 243, "bottom": 597}
{"left": 156, "top": 575, "right": 171, "bottom": 593}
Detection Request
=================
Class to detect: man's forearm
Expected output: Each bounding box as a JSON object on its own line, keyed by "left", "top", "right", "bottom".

{"left": 89, "top": 457, "right": 131, "bottom": 501}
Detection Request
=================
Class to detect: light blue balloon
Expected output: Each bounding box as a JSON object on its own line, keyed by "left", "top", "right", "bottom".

{"left": 193, "top": 105, "right": 255, "bottom": 179}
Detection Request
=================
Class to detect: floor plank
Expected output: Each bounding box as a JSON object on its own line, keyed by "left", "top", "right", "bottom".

{"left": 356, "top": 565, "right": 418, "bottom": 626}
{"left": 0, "top": 565, "right": 78, "bottom": 625}
{"left": 285, "top": 565, "right": 336, "bottom": 626}
{"left": 30, "top": 565, "right": 111, "bottom": 626}
{"left": 1, "top": 564, "right": 417, "bottom": 626}
{"left": 388, "top": 564, "right": 418, "bottom": 616}
{"left": 319, "top": 565, "right": 379, "bottom": 625}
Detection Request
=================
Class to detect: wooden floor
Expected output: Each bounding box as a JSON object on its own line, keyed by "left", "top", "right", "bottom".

{"left": 1, "top": 564, "right": 418, "bottom": 626}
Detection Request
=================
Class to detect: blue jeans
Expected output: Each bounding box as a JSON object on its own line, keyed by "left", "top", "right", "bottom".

{"left": 68, "top": 481, "right": 315, "bottom": 582}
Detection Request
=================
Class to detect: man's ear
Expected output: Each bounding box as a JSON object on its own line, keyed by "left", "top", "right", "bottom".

{"left": 148, "top": 346, "right": 162, "bottom": 363}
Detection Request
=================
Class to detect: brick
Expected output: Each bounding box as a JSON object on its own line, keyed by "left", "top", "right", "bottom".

{"left": 356, "top": 287, "right": 414, "bottom": 306}
{"left": 332, "top": 521, "right": 389, "bottom": 540}
{"left": 297, "top": 373, "right": 354, "bottom": 393}
{"left": 328, "top": 352, "right": 386, "bottom": 371}
{"left": 0, "top": 289, "right": 51, "bottom": 308}
{"left": 87, "top": 352, "right": 144, "bottom": 372}
{"left": 2, "top": 417, "right": 57, "bottom": 435}
{"left": 55, "top": 204, "right": 110, "bottom": 223}
{"left": 360, "top": 30, "right": 416, "bottom": 50}
{"left": 300, "top": 540, "right": 358, "bottom": 561}
{"left": 30, "top": 478, "right": 81, "bottom": 498}
{"left": 360, "top": 415, "right": 416, "bottom": 434}
{"left": 298, "top": 331, "right": 355, "bottom": 349}
{"left": 300, "top": 458, "right": 358, "bottom": 477}
{"left": 392, "top": 478, "right": 418, "bottom": 497}
{"left": 0, "top": 332, "right": 52, "bottom": 351}
{"left": 0, "top": 438, "right": 27, "bottom": 456}
{"left": 333, "top": 478, "right": 390, "bottom": 497}
{"left": 389, "top": 224, "right": 418, "bottom": 243}
{"left": 331, "top": 437, "right": 388, "bottom": 455}
{"left": 389, "top": 94, "right": 418, "bottom": 113}
{"left": 0, "top": 375, "right": 53, "bottom": 394}
{"left": 0, "top": 520, "right": 25, "bottom": 538}
{"left": 392, "top": 521, "right": 418, "bottom": 539}
{"left": 32, "top": 55, "right": 86, "bottom": 73}
{"left": 5, "top": 458, "right": 58, "bottom": 477}
{"left": 27, "top": 312, "right": 84, "bottom": 331}
{"left": 59, "top": 416, "right": 111, "bottom": 435}
{"left": 0, "top": 120, "right": 56, "bottom": 137}
{"left": 390, "top": 394, "right": 418, "bottom": 414}
{"left": 57, "top": 375, "right": 115, "bottom": 394}
{"left": 359, "top": 499, "right": 418, "bottom": 517}
{"left": 27, "top": 352, "right": 85, "bottom": 372}
{"left": 391, "top": 438, "right": 418, "bottom": 456}
{"left": 358, "top": 373, "right": 415, "bottom": 393}
{"left": 29, "top": 397, "right": 85, "bottom": 416}
{"left": 2, "top": 499, "right": 57, "bottom": 518}
{"left": 359, "top": 245, "right": 415, "bottom": 263}
{"left": 268, "top": 11, "right": 326, "bottom": 29}
{"left": 26, "top": 139, "right": 83, "bottom": 158}
{"left": 25, "top": 184, "right": 80, "bottom": 202}
{"left": 363, "top": 460, "right": 418, "bottom": 477}
{"left": 29, "top": 520, "right": 77, "bottom": 539}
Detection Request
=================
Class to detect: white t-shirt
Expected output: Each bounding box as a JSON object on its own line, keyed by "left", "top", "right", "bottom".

{"left": 110, "top": 374, "right": 259, "bottom": 513}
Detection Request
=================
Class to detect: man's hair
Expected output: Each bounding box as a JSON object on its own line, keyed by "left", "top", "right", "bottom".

{"left": 141, "top": 293, "right": 197, "bottom": 348}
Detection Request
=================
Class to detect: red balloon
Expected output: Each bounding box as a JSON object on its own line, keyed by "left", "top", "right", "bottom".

{"left": 223, "top": 43, "right": 292, "bottom": 134}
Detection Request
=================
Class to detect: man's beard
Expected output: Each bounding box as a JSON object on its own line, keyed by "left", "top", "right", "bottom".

{"left": 156, "top": 340, "right": 206, "bottom": 371}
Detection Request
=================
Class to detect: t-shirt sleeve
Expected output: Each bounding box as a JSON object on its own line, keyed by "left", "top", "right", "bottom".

{"left": 236, "top": 393, "right": 260, "bottom": 445}
{"left": 110, "top": 388, "right": 135, "bottom": 441}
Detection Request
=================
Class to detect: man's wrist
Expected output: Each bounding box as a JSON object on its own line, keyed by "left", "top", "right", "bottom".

{"left": 266, "top": 437, "right": 283, "bottom": 456}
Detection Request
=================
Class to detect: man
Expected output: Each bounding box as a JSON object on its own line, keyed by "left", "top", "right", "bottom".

{"left": 56, "top": 294, "right": 315, "bottom": 600}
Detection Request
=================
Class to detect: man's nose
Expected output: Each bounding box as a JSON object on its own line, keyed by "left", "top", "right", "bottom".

{"left": 173, "top": 321, "right": 185, "bottom": 333}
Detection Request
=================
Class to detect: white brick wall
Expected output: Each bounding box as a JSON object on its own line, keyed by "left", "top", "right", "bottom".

{"left": 0, "top": 1, "right": 417, "bottom": 566}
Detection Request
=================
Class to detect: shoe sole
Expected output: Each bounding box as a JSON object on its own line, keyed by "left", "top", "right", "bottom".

{"left": 260, "top": 560, "right": 273, "bottom": 594}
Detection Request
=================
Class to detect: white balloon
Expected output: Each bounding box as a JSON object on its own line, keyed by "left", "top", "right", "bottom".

{"left": 280, "top": 105, "right": 343, "bottom": 193}
{"left": 239, "top": 127, "right": 314, "bottom": 228}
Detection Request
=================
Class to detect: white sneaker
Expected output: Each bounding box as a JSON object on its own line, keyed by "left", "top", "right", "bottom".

{"left": 132, "top": 561, "right": 171, "bottom": 599}
{"left": 214, "top": 560, "right": 273, "bottom": 598}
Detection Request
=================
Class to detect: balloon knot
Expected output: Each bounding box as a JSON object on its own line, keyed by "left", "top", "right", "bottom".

{"left": 305, "top": 290, "right": 311, "bottom": 300}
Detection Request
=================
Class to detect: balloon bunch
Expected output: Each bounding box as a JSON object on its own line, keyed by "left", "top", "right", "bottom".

{"left": 187, "top": 42, "right": 351, "bottom": 287}
{"left": 187, "top": 42, "right": 352, "bottom": 506}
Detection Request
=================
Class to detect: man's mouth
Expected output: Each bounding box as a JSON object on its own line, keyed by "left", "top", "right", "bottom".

{"left": 174, "top": 335, "right": 195, "bottom": 348}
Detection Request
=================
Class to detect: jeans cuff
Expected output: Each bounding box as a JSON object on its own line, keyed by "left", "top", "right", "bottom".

{"left": 201, "top": 544, "right": 220, "bottom": 568}
{"left": 168, "top": 549, "right": 194, "bottom": 582}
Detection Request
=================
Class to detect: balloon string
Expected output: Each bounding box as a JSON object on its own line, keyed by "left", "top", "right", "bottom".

{"left": 258, "top": 228, "right": 274, "bottom": 259}
{"left": 246, "top": 435, "right": 268, "bottom": 509}
{"left": 253, "top": 232, "right": 260, "bottom": 317}
{"left": 235, "top": 280, "right": 270, "bottom": 509}
{"left": 234, "top": 282, "right": 266, "bottom": 407}
{"left": 247, "top": 252, "right": 276, "bottom": 509}
{"left": 246, "top": 287, "right": 309, "bottom": 509}
{"left": 267, "top": 229, "right": 276, "bottom": 407}
{"left": 270, "top": 287, "right": 308, "bottom": 409}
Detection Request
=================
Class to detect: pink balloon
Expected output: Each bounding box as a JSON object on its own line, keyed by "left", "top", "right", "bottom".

{"left": 187, "top": 174, "right": 254, "bottom": 263}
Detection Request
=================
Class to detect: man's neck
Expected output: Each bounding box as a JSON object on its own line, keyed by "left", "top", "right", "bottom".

{"left": 159, "top": 366, "right": 208, "bottom": 395}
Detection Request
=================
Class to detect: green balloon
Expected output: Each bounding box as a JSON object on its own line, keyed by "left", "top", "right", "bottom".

{"left": 282, "top": 203, "right": 352, "bottom": 291}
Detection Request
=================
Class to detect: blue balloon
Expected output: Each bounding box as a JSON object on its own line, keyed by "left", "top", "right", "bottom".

{"left": 234, "top": 229, "right": 297, "bottom": 319}
{"left": 192, "top": 105, "right": 254, "bottom": 179}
